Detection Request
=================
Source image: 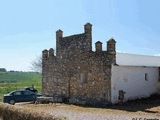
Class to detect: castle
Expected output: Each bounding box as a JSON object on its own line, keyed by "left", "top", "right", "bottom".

{"left": 42, "top": 23, "right": 116, "bottom": 102}
{"left": 42, "top": 23, "right": 160, "bottom": 103}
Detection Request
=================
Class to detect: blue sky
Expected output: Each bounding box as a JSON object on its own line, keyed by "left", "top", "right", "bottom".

{"left": 0, "top": 0, "right": 160, "bottom": 71}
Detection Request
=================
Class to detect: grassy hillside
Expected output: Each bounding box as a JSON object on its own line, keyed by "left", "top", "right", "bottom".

{"left": 0, "top": 72, "right": 42, "bottom": 101}
{"left": 0, "top": 72, "right": 41, "bottom": 82}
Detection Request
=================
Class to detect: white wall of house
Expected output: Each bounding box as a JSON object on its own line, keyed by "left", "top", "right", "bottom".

{"left": 111, "top": 65, "right": 160, "bottom": 104}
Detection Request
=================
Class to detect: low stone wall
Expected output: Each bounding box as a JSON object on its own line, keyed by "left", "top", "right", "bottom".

{"left": 36, "top": 96, "right": 67, "bottom": 104}
{"left": 69, "top": 97, "right": 112, "bottom": 107}
{"left": 0, "top": 103, "right": 67, "bottom": 120}
{"left": 37, "top": 97, "right": 55, "bottom": 104}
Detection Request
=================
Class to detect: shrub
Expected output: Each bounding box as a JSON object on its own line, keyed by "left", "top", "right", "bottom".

{"left": 0, "top": 103, "right": 68, "bottom": 120}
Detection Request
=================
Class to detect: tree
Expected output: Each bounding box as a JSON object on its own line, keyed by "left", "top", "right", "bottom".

{"left": 30, "top": 56, "right": 42, "bottom": 73}
{"left": 0, "top": 68, "right": 7, "bottom": 72}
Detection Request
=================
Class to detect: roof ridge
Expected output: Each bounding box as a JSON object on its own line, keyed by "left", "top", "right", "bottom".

{"left": 116, "top": 52, "right": 160, "bottom": 58}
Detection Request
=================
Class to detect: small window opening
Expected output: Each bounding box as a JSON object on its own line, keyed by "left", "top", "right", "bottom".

{"left": 102, "top": 92, "right": 106, "bottom": 98}
{"left": 145, "top": 73, "right": 148, "bottom": 81}
{"left": 118, "top": 90, "right": 126, "bottom": 101}
{"left": 80, "top": 73, "right": 87, "bottom": 83}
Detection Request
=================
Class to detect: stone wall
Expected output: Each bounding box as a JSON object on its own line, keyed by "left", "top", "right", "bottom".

{"left": 42, "top": 23, "right": 116, "bottom": 102}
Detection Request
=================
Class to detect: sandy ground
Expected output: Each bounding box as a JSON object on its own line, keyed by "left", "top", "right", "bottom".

{"left": 16, "top": 100, "right": 160, "bottom": 120}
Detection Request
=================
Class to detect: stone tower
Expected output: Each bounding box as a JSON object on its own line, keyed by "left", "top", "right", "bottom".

{"left": 42, "top": 23, "right": 116, "bottom": 102}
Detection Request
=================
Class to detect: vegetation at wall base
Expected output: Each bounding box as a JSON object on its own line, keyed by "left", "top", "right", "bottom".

{"left": 0, "top": 103, "right": 68, "bottom": 120}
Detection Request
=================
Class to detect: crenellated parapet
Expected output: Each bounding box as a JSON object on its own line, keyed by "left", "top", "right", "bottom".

{"left": 95, "top": 41, "right": 102, "bottom": 52}
{"left": 107, "top": 38, "right": 116, "bottom": 54}
{"left": 42, "top": 23, "right": 117, "bottom": 101}
{"left": 107, "top": 38, "right": 116, "bottom": 64}
{"left": 42, "top": 48, "right": 55, "bottom": 62}
{"left": 84, "top": 23, "right": 92, "bottom": 50}
{"left": 42, "top": 49, "right": 48, "bottom": 60}
{"left": 84, "top": 22, "right": 92, "bottom": 34}
{"left": 94, "top": 38, "right": 116, "bottom": 64}
{"left": 55, "top": 23, "right": 93, "bottom": 58}
{"left": 49, "top": 48, "right": 54, "bottom": 58}
{"left": 56, "top": 29, "right": 63, "bottom": 57}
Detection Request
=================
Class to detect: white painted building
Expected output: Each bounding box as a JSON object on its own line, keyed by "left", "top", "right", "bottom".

{"left": 111, "top": 52, "right": 160, "bottom": 104}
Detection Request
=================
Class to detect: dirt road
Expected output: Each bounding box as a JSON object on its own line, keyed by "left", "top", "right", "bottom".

{"left": 16, "top": 101, "right": 160, "bottom": 120}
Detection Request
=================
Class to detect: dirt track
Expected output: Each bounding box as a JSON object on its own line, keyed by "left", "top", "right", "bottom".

{"left": 16, "top": 99, "right": 160, "bottom": 120}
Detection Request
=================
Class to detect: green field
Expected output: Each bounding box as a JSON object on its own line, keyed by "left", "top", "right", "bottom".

{"left": 0, "top": 72, "right": 42, "bottom": 101}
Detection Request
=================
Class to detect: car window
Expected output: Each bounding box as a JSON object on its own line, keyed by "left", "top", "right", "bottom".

{"left": 10, "top": 92, "right": 14, "bottom": 95}
{"left": 13, "top": 91, "right": 21, "bottom": 95}
{"left": 24, "top": 91, "right": 33, "bottom": 95}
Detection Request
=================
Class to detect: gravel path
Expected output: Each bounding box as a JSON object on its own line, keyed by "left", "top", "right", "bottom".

{"left": 47, "top": 109, "right": 135, "bottom": 120}
{"left": 16, "top": 103, "right": 160, "bottom": 120}
{"left": 45, "top": 107, "right": 159, "bottom": 120}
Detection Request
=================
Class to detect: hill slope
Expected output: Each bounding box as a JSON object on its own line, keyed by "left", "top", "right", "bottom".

{"left": 0, "top": 72, "right": 41, "bottom": 82}
{"left": 0, "top": 72, "right": 42, "bottom": 101}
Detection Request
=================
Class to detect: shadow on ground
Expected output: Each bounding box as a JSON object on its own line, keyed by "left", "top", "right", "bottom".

{"left": 108, "top": 94, "right": 160, "bottom": 114}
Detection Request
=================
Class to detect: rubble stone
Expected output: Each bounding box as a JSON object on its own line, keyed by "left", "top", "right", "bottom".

{"left": 42, "top": 23, "right": 116, "bottom": 102}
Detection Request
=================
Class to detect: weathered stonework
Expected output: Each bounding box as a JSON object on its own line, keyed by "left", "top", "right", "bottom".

{"left": 42, "top": 23, "right": 116, "bottom": 102}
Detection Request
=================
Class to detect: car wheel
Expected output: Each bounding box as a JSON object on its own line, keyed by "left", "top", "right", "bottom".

{"left": 9, "top": 99, "right": 15, "bottom": 105}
